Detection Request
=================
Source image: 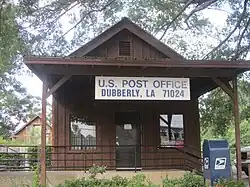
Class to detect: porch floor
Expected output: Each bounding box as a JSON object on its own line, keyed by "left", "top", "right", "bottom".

{"left": 0, "top": 169, "right": 188, "bottom": 187}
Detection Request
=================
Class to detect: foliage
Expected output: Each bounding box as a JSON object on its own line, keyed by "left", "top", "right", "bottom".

{"left": 12, "top": 0, "right": 250, "bottom": 61}
{"left": 162, "top": 172, "right": 205, "bottom": 187}
{"left": 200, "top": 78, "right": 250, "bottom": 138}
{"left": 223, "top": 119, "right": 250, "bottom": 161}
{"left": 27, "top": 146, "right": 52, "bottom": 169}
{"left": 0, "top": 136, "right": 22, "bottom": 145}
{"left": 32, "top": 166, "right": 40, "bottom": 187}
{"left": 200, "top": 87, "right": 233, "bottom": 137}
{"left": 0, "top": 1, "right": 44, "bottom": 138}
{"left": 57, "top": 173, "right": 158, "bottom": 187}
{"left": 215, "top": 178, "right": 245, "bottom": 187}
{"left": 13, "top": 0, "right": 223, "bottom": 59}
{"left": 0, "top": 2, "right": 24, "bottom": 73}
{"left": 56, "top": 172, "right": 246, "bottom": 187}
{"left": 89, "top": 165, "right": 107, "bottom": 178}
{"left": 0, "top": 84, "right": 42, "bottom": 138}
{"left": 0, "top": 152, "right": 24, "bottom": 170}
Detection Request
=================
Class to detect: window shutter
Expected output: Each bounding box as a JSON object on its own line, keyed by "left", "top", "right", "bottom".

{"left": 119, "top": 41, "right": 131, "bottom": 56}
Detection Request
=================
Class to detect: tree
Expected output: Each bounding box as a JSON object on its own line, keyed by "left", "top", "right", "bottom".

{"left": 200, "top": 77, "right": 250, "bottom": 138}
{"left": 16, "top": 0, "right": 217, "bottom": 57}
{"left": 14, "top": 0, "right": 250, "bottom": 61}
{"left": 199, "top": 88, "right": 233, "bottom": 137}
{"left": 0, "top": 2, "right": 42, "bottom": 138}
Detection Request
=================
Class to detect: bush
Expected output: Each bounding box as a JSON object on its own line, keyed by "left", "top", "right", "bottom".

{"left": 215, "top": 178, "right": 246, "bottom": 187}
{"left": 89, "top": 165, "right": 107, "bottom": 178}
{"left": 163, "top": 172, "right": 204, "bottom": 187}
{"left": 57, "top": 174, "right": 159, "bottom": 187}
{"left": 57, "top": 171, "right": 247, "bottom": 187}
{"left": 0, "top": 153, "right": 24, "bottom": 170}
{"left": 27, "top": 146, "right": 52, "bottom": 169}
{"left": 162, "top": 172, "right": 246, "bottom": 187}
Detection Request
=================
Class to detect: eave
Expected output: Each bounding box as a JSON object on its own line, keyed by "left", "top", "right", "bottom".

{"left": 23, "top": 56, "right": 250, "bottom": 97}
{"left": 24, "top": 56, "right": 250, "bottom": 69}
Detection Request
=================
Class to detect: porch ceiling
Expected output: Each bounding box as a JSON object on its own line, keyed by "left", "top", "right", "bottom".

{"left": 24, "top": 56, "right": 250, "bottom": 97}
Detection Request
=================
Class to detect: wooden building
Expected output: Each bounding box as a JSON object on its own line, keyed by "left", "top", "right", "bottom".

{"left": 24, "top": 18, "right": 250, "bottom": 184}
{"left": 12, "top": 116, "right": 52, "bottom": 144}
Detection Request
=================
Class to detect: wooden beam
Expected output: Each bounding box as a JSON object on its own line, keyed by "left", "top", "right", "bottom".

{"left": 46, "top": 75, "right": 71, "bottom": 98}
{"left": 232, "top": 77, "right": 242, "bottom": 180}
{"left": 37, "top": 65, "right": 240, "bottom": 78}
{"left": 211, "top": 78, "right": 234, "bottom": 99}
{"left": 24, "top": 56, "right": 250, "bottom": 68}
{"left": 40, "top": 82, "right": 47, "bottom": 186}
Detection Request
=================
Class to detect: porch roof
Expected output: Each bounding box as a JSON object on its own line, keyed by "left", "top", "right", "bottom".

{"left": 24, "top": 56, "right": 250, "bottom": 97}
{"left": 24, "top": 56, "right": 250, "bottom": 68}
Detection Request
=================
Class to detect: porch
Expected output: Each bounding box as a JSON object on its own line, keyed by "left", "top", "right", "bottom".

{"left": 0, "top": 144, "right": 201, "bottom": 172}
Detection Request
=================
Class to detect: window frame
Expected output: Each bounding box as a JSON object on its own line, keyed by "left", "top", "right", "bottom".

{"left": 159, "top": 113, "right": 185, "bottom": 149}
{"left": 69, "top": 114, "right": 97, "bottom": 151}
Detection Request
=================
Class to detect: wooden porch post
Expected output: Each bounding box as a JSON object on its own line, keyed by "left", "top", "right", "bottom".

{"left": 41, "top": 82, "right": 47, "bottom": 186}
{"left": 40, "top": 75, "right": 71, "bottom": 185}
{"left": 212, "top": 77, "right": 242, "bottom": 180}
{"left": 232, "top": 77, "right": 242, "bottom": 180}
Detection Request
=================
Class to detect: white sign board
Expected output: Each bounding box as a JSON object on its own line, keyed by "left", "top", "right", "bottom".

{"left": 95, "top": 76, "right": 190, "bottom": 100}
{"left": 214, "top": 157, "right": 227, "bottom": 170}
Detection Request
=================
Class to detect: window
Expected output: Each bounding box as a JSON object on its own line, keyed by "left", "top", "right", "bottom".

{"left": 160, "top": 114, "right": 184, "bottom": 148}
{"left": 70, "top": 115, "right": 96, "bottom": 150}
{"left": 119, "top": 41, "right": 131, "bottom": 56}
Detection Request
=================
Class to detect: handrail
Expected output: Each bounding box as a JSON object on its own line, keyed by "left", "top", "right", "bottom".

{"left": 0, "top": 145, "right": 20, "bottom": 153}
{"left": 0, "top": 144, "right": 203, "bottom": 172}
{"left": 173, "top": 145, "right": 203, "bottom": 173}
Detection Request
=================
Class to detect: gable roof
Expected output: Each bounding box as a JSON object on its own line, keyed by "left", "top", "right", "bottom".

{"left": 14, "top": 116, "right": 52, "bottom": 136}
{"left": 69, "top": 17, "right": 184, "bottom": 59}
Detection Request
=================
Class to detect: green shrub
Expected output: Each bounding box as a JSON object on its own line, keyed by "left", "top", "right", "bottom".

{"left": 89, "top": 165, "right": 107, "bottom": 178}
{"left": 163, "top": 172, "right": 247, "bottom": 187}
{"left": 181, "top": 172, "right": 205, "bottom": 187}
{"left": 162, "top": 172, "right": 205, "bottom": 187}
{"left": 57, "top": 173, "right": 159, "bottom": 187}
{"left": 215, "top": 178, "right": 246, "bottom": 187}
{"left": 57, "top": 171, "right": 246, "bottom": 187}
{"left": 0, "top": 152, "right": 24, "bottom": 170}
{"left": 162, "top": 177, "right": 183, "bottom": 187}
{"left": 27, "top": 146, "right": 52, "bottom": 169}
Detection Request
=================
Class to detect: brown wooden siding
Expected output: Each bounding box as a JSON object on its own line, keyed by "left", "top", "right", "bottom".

{"left": 52, "top": 76, "right": 201, "bottom": 170}
{"left": 86, "top": 29, "right": 168, "bottom": 59}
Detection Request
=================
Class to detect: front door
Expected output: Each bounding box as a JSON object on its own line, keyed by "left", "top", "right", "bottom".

{"left": 115, "top": 112, "right": 141, "bottom": 169}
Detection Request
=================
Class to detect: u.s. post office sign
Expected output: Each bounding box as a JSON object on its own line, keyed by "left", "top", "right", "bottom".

{"left": 95, "top": 76, "right": 190, "bottom": 100}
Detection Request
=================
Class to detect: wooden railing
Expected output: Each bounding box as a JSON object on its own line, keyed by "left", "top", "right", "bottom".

{"left": 0, "top": 144, "right": 202, "bottom": 172}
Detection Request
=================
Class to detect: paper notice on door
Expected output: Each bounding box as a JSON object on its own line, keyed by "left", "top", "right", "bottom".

{"left": 124, "top": 124, "right": 132, "bottom": 130}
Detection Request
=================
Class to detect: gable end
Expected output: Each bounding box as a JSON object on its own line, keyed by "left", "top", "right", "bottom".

{"left": 69, "top": 18, "right": 184, "bottom": 60}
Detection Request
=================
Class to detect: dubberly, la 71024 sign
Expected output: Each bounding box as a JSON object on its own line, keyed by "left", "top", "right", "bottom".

{"left": 95, "top": 76, "right": 190, "bottom": 100}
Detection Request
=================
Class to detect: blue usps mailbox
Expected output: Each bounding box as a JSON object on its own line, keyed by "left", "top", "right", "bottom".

{"left": 203, "top": 139, "right": 231, "bottom": 186}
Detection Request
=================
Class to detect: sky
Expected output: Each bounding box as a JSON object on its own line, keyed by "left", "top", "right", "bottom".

{"left": 16, "top": 8, "right": 229, "bottom": 99}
